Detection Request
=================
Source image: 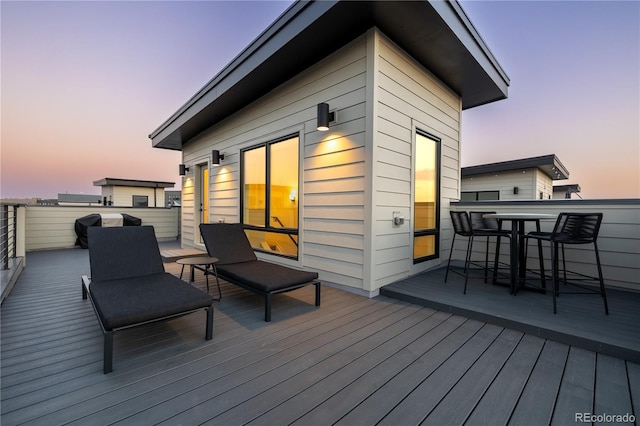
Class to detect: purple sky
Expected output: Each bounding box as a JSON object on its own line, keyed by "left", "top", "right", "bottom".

{"left": 2, "top": 1, "right": 638, "bottom": 200}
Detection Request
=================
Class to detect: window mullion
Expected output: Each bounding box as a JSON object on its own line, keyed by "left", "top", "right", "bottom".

{"left": 265, "top": 142, "right": 271, "bottom": 230}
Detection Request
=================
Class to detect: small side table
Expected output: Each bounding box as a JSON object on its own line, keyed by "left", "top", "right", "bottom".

{"left": 176, "top": 256, "right": 222, "bottom": 301}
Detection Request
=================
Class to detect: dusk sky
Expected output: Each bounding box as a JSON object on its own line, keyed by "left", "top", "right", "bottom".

{"left": 2, "top": 1, "right": 638, "bottom": 200}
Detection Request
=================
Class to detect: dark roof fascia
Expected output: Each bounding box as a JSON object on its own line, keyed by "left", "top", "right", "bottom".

{"left": 93, "top": 178, "right": 175, "bottom": 188}
{"left": 461, "top": 154, "right": 570, "bottom": 180}
{"left": 553, "top": 184, "right": 581, "bottom": 192}
{"left": 149, "top": 0, "right": 334, "bottom": 150}
{"left": 149, "top": 0, "right": 509, "bottom": 151}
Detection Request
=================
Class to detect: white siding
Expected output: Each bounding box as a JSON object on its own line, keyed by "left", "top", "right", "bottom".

{"left": 461, "top": 169, "right": 537, "bottom": 200}
{"left": 181, "top": 34, "right": 369, "bottom": 290}
{"left": 372, "top": 31, "right": 462, "bottom": 289}
{"left": 535, "top": 170, "right": 554, "bottom": 200}
{"left": 101, "top": 186, "right": 167, "bottom": 207}
{"left": 180, "top": 29, "right": 464, "bottom": 294}
{"left": 460, "top": 168, "right": 557, "bottom": 201}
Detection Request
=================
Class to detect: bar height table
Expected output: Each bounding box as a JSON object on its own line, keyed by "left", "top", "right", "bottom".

{"left": 483, "top": 213, "right": 557, "bottom": 294}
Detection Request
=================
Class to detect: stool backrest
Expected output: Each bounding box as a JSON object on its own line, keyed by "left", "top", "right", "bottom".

{"left": 470, "top": 211, "right": 500, "bottom": 231}
{"left": 450, "top": 211, "right": 472, "bottom": 236}
{"left": 553, "top": 212, "right": 603, "bottom": 243}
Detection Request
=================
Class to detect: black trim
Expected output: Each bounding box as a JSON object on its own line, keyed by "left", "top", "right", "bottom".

{"left": 414, "top": 130, "right": 441, "bottom": 264}
{"left": 240, "top": 133, "right": 300, "bottom": 259}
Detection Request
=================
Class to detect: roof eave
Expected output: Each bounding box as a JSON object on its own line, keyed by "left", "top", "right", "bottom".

{"left": 461, "top": 154, "right": 570, "bottom": 181}
{"left": 150, "top": 0, "right": 509, "bottom": 151}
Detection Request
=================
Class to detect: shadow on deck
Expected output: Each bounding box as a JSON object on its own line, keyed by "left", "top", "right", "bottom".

{"left": 381, "top": 266, "right": 640, "bottom": 363}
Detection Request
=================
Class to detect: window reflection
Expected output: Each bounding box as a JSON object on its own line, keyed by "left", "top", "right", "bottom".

{"left": 242, "top": 135, "right": 299, "bottom": 258}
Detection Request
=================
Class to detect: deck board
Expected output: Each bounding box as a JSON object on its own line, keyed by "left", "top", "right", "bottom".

{"left": 1, "top": 247, "right": 638, "bottom": 425}
{"left": 381, "top": 267, "right": 640, "bottom": 362}
{"left": 464, "top": 334, "right": 546, "bottom": 425}
{"left": 508, "top": 340, "right": 569, "bottom": 425}
{"left": 552, "top": 347, "right": 596, "bottom": 425}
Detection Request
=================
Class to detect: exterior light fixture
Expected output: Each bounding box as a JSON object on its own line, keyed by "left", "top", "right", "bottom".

{"left": 316, "top": 102, "right": 335, "bottom": 131}
{"left": 179, "top": 164, "right": 190, "bottom": 176}
{"left": 212, "top": 150, "right": 225, "bottom": 165}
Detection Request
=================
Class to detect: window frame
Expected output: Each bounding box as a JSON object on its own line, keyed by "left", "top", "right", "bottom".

{"left": 461, "top": 190, "right": 500, "bottom": 201}
{"left": 413, "top": 129, "right": 441, "bottom": 264}
{"left": 240, "top": 133, "right": 300, "bottom": 259}
{"left": 132, "top": 195, "right": 148, "bottom": 207}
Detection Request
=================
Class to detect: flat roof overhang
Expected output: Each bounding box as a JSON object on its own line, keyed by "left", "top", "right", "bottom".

{"left": 93, "top": 178, "right": 175, "bottom": 188}
{"left": 461, "top": 154, "right": 570, "bottom": 181}
{"left": 150, "top": 0, "right": 510, "bottom": 151}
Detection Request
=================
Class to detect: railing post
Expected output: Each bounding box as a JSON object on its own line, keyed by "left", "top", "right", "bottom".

{"left": 16, "top": 206, "right": 26, "bottom": 261}
{"left": 1, "top": 204, "right": 8, "bottom": 270}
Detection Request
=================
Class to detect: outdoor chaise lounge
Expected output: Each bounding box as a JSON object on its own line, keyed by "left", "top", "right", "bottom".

{"left": 82, "top": 226, "right": 214, "bottom": 373}
{"left": 199, "top": 223, "right": 320, "bottom": 322}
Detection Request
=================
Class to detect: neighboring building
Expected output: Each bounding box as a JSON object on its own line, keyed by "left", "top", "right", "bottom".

{"left": 93, "top": 178, "right": 175, "bottom": 208}
{"left": 165, "top": 190, "right": 182, "bottom": 207}
{"left": 460, "top": 154, "right": 570, "bottom": 201}
{"left": 149, "top": 0, "right": 509, "bottom": 296}
{"left": 553, "top": 184, "right": 581, "bottom": 199}
{"left": 35, "top": 199, "right": 58, "bottom": 206}
{"left": 0, "top": 198, "right": 40, "bottom": 206}
{"left": 57, "top": 193, "right": 102, "bottom": 206}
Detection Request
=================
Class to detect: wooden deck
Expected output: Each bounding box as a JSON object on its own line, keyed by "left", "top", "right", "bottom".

{"left": 2, "top": 248, "right": 639, "bottom": 425}
{"left": 382, "top": 265, "right": 640, "bottom": 363}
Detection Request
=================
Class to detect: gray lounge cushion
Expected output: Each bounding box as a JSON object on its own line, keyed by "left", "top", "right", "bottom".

{"left": 87, "top": 226, "right": 214, "bottom": 330}
{"left": 199, "top": 223, "right": 258, "bottom": 265}
{"left": 89, "top": 272, "right": 214, "bottom": 330}
{"left": 217, "top": 261, "right": 318, "bottom": 293}
{"left": 88, "top": 226, "right": 165, "bottom": 281}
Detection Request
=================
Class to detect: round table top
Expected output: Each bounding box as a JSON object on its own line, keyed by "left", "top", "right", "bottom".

{"left": 176, "top": 256, "right": 220, "bottom": 265}
{"left": 483, "top": 213, "right": 557, "bottom": 220}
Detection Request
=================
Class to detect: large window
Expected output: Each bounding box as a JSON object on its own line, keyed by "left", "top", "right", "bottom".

{"left": 241, "top": 134, "right": 299, "bottom": 258}
{"left": 461, "top": 191, "right": 500, "bottom": 201}
{"left": 414, "top": 131, "right": 440, "bottom": 262}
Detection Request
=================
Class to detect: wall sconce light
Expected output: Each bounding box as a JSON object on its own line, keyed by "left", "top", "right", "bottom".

{"left": 316, "top": 102, "right": 335, "bottom": 131}
{"left": 179, "top": 164, "right": 190, "bottom": 176}
{"left": 212, "top": 150, "right": 225, "bottom": 165}
{"left": 513, "top": 186, "right": 519, "bottom": 195}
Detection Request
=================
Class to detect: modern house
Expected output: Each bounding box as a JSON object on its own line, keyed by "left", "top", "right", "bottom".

{"left": 93, "top": 178, "right": 175, "bottom": 208}
{"left": 460, "top": 154, "right": 570, "bottom": 201}
{"left": 150, "top": 0, "right": 510, "bottom": 296}
{"left": 165, "top": 190, "right": 182, "bottom": 207}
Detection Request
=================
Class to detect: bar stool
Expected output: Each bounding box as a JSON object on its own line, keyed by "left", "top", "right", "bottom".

{"left": 525, "top": 212, "right": 608, "bottom": 314}
{"left": 445, "top": 211, "right": 511, "bottom": 294}
{"left": 469, "top": 211, "right": 510, "bottom": 284}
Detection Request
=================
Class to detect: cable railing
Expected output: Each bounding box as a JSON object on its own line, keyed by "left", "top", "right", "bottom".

{"left": 1, "top": 204, "right": 18, "bottom": 270}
